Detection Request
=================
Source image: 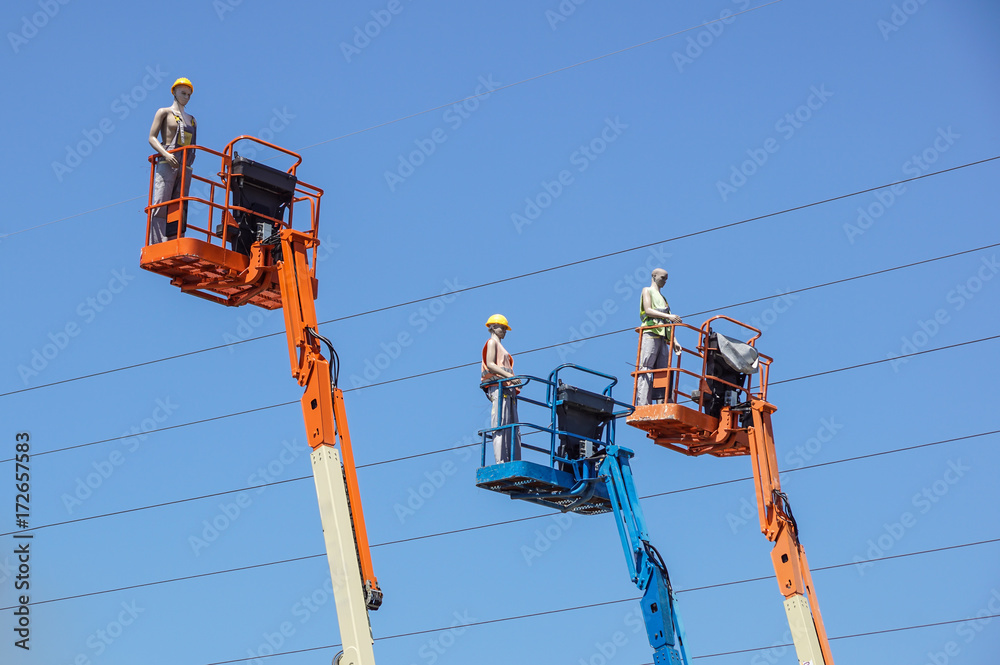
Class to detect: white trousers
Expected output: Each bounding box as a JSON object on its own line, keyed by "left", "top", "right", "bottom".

{"left": 487, "top": 385, "right": 521, "bottom": 464}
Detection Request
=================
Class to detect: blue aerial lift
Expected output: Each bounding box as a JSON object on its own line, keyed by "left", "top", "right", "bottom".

{"left": 475, "top": 364, "right": 690, "bottom": 665}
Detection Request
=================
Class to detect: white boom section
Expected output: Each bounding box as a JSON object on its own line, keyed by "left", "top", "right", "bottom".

{"left": 311, "top": 446, "right": 377, "bottom": 665}
{"left": 784, "top": 595, "right": 826, "bottom": 665}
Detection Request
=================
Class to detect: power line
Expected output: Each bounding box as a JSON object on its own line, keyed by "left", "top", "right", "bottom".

{"left": 6, "top": 5, "right": 990, "bottom": 659}
{"left": 6, "top": 535, "right": 995, "bottom": 612}
{"left": 678, "top": 536, "right": 1000, "bottom": 595}
{"left": 199, "top": 598, "right": 641, "bottom": 665}
{"left": 0, "top": 2, "right": 784, "bottom": 241}
{"left": 0, "top": 196, "right": 143, "bottom": 239}
{"left": 4, "top": 327, "right": 994, "bottom": 466}
{"left": 354, "top": 333, "right": 1000, "bottom": 394}
{"left": 4, "top": 487, "right": 995, "bottom": 610}
{"left": 684, "top": 242, "right": 1000, "bottom": 318}
{"left": 188, "top": 582, "right": 1000, "bottom": 664}
{"left": 314, "top": 159, "right": 999, "bottom": 327}
{"left": 0, "top": 552, "right": 326, "bottom": 611}
{"left": 770, "top": 334, "right": 1000, "bottom": 386}
{"left": 9, "top": 401, "right": 297, "bottom": 460}
{"left": 692, "top": 613, "right": 1000, "bottom": 660}
{"left": 0, "top": 337, "right": 286, "bottom": 399}
{"left": 7, "top": 428, "right": 995, "bottom": 539}
{"left": 3, "top": 234, "right": 996, "bottom": 402}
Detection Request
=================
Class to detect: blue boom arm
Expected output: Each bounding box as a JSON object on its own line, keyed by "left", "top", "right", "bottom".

{"left": 599, "top": 445, "right": 689, "bottom": 665}
{"left": 475, "top": 364, "right": 691, "bottom": 664}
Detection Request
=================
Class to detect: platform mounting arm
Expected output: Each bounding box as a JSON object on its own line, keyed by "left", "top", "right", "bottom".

{"left": 746, "top": 399, "right": 833, "bottom": 665}
{"left": 274, "top": 229, "right": 382, "bottom": 665}
{"left": 599, "top": 446, "right": 690, "bottom": 665}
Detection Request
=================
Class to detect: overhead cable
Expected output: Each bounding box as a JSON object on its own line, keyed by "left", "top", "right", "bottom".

{"left": 0, "top": 2, "right": 785, "bottom": 241}
{"left": 195, "top": 607, "right": 1000, "bottom": 665}
{"left": 4, "top": 429, "right": 995, "bottom": 538}
{"left": 3, "top": 237, "right": 996, "bottom": 401}
{"left": 3, "top": 519, "right": 995, "bottom": 610}
{"left": 691, "top": 613, "right": 1000, "bottom": 659}
{"left": 3, "top": 333, "right": 997, "bottom": 465}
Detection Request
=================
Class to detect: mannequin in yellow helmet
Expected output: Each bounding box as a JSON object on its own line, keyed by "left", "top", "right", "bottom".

{"left": 481, "top": 314, "right": 522, "bottom": 464}
{"left": 636, "top": 268, "right": 682, "bottom": 406}
{"left": 147, "top": 77, "right": 197, "bottom": 243}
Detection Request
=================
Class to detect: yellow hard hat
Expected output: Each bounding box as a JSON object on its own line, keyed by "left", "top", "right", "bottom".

{"left": 485, "top": 314, "right": 511, "bottom": 331}
{"left": 172, "top": 77, "right": 194, "bottom": 93}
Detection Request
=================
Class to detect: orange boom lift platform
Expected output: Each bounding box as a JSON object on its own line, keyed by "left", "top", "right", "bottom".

{"left": 141, "top": 137, "right": 380, "bottom": 665}
{"left": 626, "top": 316, "right": 835, "bottom": 665}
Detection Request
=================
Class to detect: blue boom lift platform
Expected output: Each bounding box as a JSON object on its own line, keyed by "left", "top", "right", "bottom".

{"left": 475, "top": 364, "right": 690, "bottom": 665}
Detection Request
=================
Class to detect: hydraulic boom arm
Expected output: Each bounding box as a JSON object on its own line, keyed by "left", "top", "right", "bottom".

{"left": 138, "top": 137, "right": 380, "bottom": 665}
{"left": 277, "top": 228, "right": 382, "bottom": 665}
{"left": 745, "top": 399, "right": 832, "bottom": 665}
{"left": 599, "top": 445, "right": 689, "bottom": 665}
{"left": 624, "top": 316, "right": 836, "bottom": 665}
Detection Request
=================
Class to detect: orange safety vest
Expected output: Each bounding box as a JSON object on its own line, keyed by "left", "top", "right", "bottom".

{"left": 481, "top": 339, "right": 513, "bottom": 384}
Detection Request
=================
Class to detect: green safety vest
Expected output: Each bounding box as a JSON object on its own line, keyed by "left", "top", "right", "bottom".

{"left": 640, "top": 288, "right": 671, "bottom": 340}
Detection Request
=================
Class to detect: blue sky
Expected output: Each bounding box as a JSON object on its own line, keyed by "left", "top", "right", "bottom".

{"left": 2, "top": 1, "right": 999, "bottom": 664}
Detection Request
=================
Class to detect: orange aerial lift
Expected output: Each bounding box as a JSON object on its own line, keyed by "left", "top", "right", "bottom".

{"left": 626, "top": 316, "right": 834, "bottom": 665}
{"left": 140, "top": 137, "right": 380, "bottom": 665}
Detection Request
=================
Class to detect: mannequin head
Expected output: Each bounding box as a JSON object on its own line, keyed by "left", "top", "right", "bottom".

{"left": 171, "top": 77, "right": 193, "bottom": 106}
